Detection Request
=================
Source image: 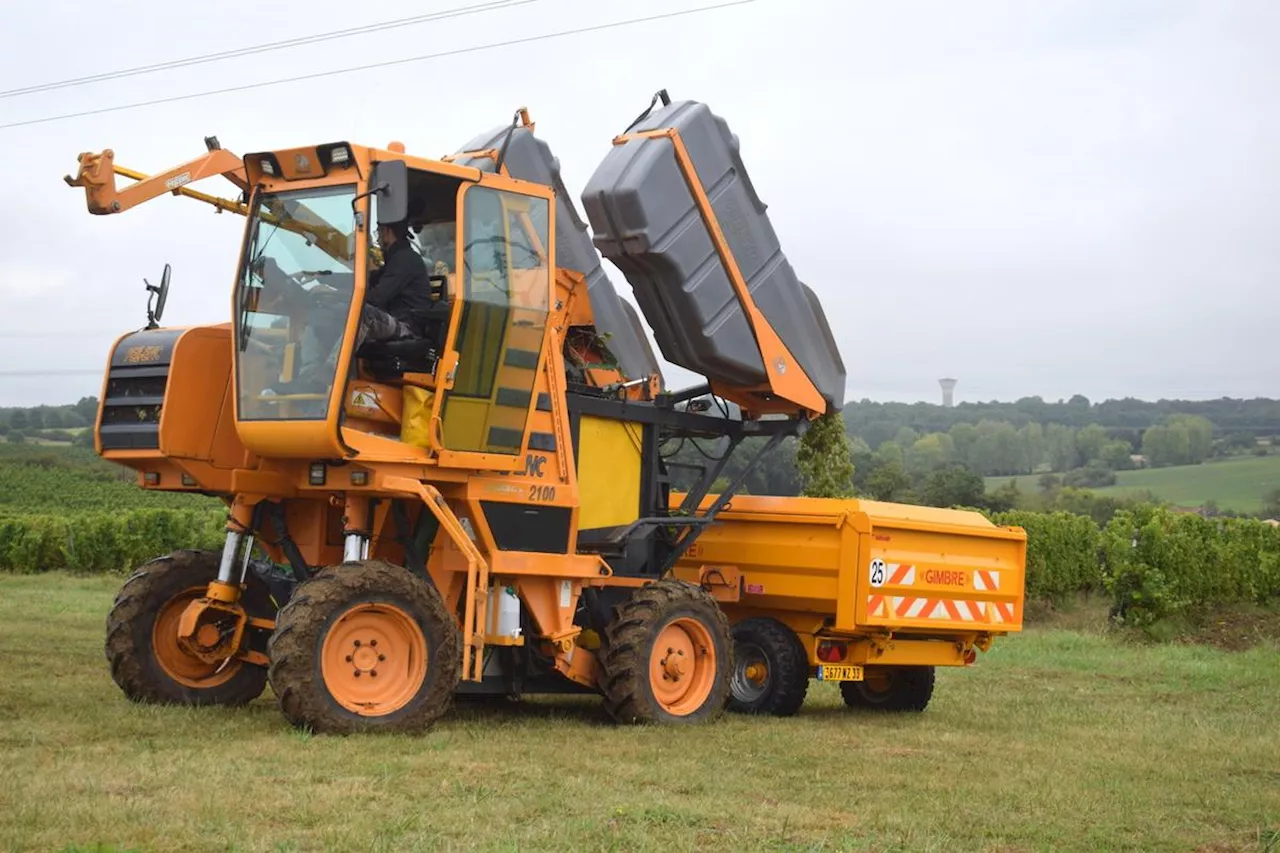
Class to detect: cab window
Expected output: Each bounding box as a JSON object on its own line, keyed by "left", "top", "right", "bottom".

{"left": 440, "top": 187, "right": 550, "bottom": 454}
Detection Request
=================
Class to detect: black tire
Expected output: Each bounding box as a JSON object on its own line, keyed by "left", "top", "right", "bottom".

{"left": 105, "top": 549, "right": 273, "bottom": 706}
{"left": 840, "top": 666, "right": 935, "bottom": 712}
{"left": 727, "top": 617, "right": 809, "bottom": 716}
{"left": 601, "top": 578, "right": 733, "bottom": 725}
{"left": 267, "top": 560, "right": 461, "bottom": 734}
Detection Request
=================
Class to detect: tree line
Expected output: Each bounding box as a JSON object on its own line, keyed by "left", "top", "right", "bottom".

{"left": 867, "top": 413, "right": 1220, "bottom": 479}
{"left": 0, "top": 398, "right": 99, "bottom": 432}
{"left": 842, "top": 395, "right": 1280, "bottom": 445}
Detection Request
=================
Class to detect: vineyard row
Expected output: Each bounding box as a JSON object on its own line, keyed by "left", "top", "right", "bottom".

{"left": 2, "top": 506, "right": 1278, "bottom": 628}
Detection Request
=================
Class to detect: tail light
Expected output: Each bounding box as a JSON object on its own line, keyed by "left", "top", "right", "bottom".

{"left": 816, "top": 640, "right": 847, "bottom": 662}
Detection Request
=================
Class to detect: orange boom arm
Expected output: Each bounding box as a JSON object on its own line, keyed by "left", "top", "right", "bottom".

{"left": 64, "top": 143, "right": 248, "bottom": 216}
{"left": 65, "top": 140, "right": 355, "bottom": 263}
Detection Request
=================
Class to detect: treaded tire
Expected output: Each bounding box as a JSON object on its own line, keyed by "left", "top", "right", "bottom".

{"left": 727, "top": 617, "right": 809, "bottom": 716}
{"left": 840, "top": 666, "right": 935, "bottom": 712}
{"left": 267, "top": 560, "right": 460, "bottom": 735}
{"left": 104, "top": 549, "right": 271, "bottom": 706}
{"left": 601, "top": 578, "right": 733, "bottom": 725}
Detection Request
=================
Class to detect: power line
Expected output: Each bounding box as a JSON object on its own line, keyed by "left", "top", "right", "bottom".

{"left": 0, "top": 370, "right": 102, "bottom": 377}
{"left": 0, "top": 1, "right": 757, "bottom": 131}
{"left": 0, "top": 0, "right": 532, "bottom": 100}
{"left": 0, "top": 331, "right": 120, "bottom": 338}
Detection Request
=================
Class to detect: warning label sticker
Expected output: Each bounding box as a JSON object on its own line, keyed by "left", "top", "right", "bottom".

{"left": 350, "top": 388, "right": 378, "bottom": 410}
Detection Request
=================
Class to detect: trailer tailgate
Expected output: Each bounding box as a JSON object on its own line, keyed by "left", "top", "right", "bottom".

{"left": 848, "top": 500, "right": 1026, "bottom": 634}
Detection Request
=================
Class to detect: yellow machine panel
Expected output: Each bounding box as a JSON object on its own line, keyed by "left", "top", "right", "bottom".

{"left": 577, "top": 416, "right": 642, "bottom": 530}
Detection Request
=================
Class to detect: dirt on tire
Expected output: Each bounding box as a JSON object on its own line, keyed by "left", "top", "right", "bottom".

{"left": 267, "top": 560, "right": 461, "bottom": 735}
{"left": 600, "top": 578, "right": 733, "bottom": 725}
{"left": 104, "top": 549, "right": 271, "bottom": 706}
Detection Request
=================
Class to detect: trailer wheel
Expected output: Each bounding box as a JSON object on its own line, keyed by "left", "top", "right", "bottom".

{"left": 727, "top": 618, "right": 809, "bottom": 716}
{"left": 104, "top": 549, "right": 274, "bottom": 706}
{"left": 840, "top": 665, "right": 935, "bottom": 712}
{"left": 601, "top": 579, "right": 733, "bottom": 725}
{"left": 267, "top": 560, "right": 460, "bottom": 734}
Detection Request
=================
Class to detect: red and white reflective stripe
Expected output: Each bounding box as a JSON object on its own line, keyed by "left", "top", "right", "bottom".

{"left": 867, "top": 596, "right": 994, "bottom": 622}
{"left": 896, "top": 597, "right": 928, "bottom": 619}
{"left": 865, "top": 563, "right": 1015, "bottom": 624}
{"left": 887, "top": 563, "right": 915, "bottom": 585}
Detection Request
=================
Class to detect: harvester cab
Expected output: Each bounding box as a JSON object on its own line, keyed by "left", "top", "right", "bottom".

{"left": 68, "top": 92, "right": 1024, "bottom": 734}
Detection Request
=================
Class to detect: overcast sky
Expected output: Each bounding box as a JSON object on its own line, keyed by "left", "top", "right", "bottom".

{"left": 1, "top": 0, "right": 1276, "bottom": 408}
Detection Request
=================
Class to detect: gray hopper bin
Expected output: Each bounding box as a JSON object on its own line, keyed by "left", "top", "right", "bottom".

{"left": 580, "top": 98, "right": 846, "bottom": 411}
{"left": 450, "top": 124, "right": 664, "bottom": 387}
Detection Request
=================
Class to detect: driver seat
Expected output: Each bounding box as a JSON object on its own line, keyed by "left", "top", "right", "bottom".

{"left": 357, "top": 275, "right": 451, "bottom": 380}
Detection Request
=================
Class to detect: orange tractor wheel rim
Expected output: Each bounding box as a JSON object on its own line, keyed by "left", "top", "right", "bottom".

{"left": 320, "top": 603, "right": 428, "bottom": 716}
{"left": 649, "top": 617, "right": 717, "bottom": 716}
{"left": 152, "top": 587, "right": 241, "bottom": 689}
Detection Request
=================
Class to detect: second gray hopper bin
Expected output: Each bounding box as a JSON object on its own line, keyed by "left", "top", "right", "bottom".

{"left": 581, "top": 98, "right": 846, "bottom": 411}
{"left": 450, "top": 123, "right": 664, "bottom": 386}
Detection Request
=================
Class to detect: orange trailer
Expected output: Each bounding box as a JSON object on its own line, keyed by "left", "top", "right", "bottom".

{"left": 672, "top": 496, "right": 1025, "bottom": 713}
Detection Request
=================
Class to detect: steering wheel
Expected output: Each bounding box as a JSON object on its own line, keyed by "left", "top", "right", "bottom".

{"left": 289, "top": 270, "right": 351, "bottom": 304}
{"left": 288, "top": 269, "right": 324, "bottom": 287}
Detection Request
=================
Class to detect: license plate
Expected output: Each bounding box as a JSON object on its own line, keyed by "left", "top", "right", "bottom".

{"left": 817, "top": 664, "right": 864, "bottom": 682}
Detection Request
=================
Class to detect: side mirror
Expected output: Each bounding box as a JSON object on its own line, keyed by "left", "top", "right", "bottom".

{"left": 145, "top": 262, "right": 172, "bottom": 327}
{"left": 144, "top": 263, "right": 171, "bottom": 330}
{"left": 372, "top": 159, "right": 408, "bottom": 224}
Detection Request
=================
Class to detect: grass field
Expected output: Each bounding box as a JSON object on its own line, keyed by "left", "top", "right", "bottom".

{"left": 987, "top": 454, "right": 1280, "bottom": 513}
{"left": 1, "top": 576, "right": 1277, "bottom": 853}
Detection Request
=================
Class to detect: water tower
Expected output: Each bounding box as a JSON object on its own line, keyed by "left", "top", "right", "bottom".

{"left": 939, "top": 378, "right": 957, "bottom": 407}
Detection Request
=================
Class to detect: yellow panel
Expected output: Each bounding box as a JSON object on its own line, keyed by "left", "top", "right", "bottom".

{"left": 578, "top": 417, "right": 641, "bottom": 530}
{"left": 442, "top": 397, "right": 491, "bottom": 449}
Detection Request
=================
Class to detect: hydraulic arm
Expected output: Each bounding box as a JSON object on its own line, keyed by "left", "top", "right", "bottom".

{"left": 64, "top": 139, "right": 247, "bottom": 215}
{"left": 65, "top": 139, "right": 357, "bottom": 264}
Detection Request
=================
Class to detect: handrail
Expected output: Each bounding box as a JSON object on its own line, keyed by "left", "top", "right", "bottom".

{"left": 382, "top": 476, "right": 490, "bottom": 681}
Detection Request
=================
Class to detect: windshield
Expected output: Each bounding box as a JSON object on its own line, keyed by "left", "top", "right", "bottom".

{"left": 235, "top": 184, "right": 358, "bottom": 421}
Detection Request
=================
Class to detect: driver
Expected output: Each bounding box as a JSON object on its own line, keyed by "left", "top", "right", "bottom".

{"left": 358, "top": 218, "right": 432, "bottom": 349}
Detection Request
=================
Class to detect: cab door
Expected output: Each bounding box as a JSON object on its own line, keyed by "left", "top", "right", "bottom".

{"left": 429, "top": 182, "right": 552, "bottom": 471}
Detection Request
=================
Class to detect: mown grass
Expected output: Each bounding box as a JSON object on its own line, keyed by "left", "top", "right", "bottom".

{"left": 1, "top": 575, "right": 1278, "bottom": 853}
{"left": 987, "top": 454, "right": 1280, "bottom": 513}
{"left": 1093, "top": 455, "right": 1280, "bottom": 513}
